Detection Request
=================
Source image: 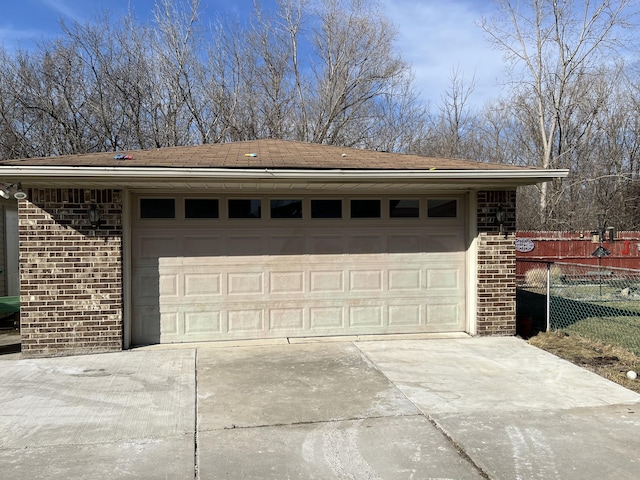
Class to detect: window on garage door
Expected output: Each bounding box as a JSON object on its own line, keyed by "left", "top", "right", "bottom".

{"left": 389, "top": 199, "right": 419, "bottom": 218}
{"left": 140, "top": 198, "right": 175, "bottom": 218}
{"left": 270, "top": 199, "right": 302, "bottom": 218}
{"left": 228, "top": 199, "right": 262, "bottom": 218}
{"left": 137, "top": 196, "right": 458, "bottom": 221}
{"left": 350, "top": 199, "right": 381, "bottom": 218}
{"left": 185, "top": 199, "right": 219, "bottom": 218}
{"left": 428, "top": 199, "right": 457, "bottom": 218}
{"left": 311, "top": 199, "right": 342, "bottom": 218}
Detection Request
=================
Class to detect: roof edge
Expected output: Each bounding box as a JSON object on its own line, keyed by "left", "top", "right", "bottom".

{"left": 0, "top": 166, "right": 569, "bottom": 182}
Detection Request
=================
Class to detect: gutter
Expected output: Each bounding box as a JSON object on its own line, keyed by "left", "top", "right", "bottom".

{"left": 0, "top": 166, "right": 569, "bottom": 183}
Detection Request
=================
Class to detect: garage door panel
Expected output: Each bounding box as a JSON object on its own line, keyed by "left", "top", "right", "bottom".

{"left": 227, "top": 235, "right": 269, "bottom": 255}
{"left": 349, "top": 235, "right": 385, "bottom": 253}
{"left": 425, "top": 234, "right": 465, "bottom": 253}
{"left": 349, "top": 270, "right": 384, "bottom": 291}
{"left": 349, "top": 305, "right": 384, "bottom": 327}
{"left": 184, "top": 311, "right": 222, "bottom": 334}
{"left": 389, "top": 269, "right": 422, "bottom": 291}
{"left": 135, "top": 235, "right": 179, "bottom": 261}
{"left": 426, "top": 302, "right": 462, "bottom": 328}
{"left": 132, "top": 305, "right": 160, "bottom": 343}
{"left": 228, "top": 272, "right": 264, "bottom": 295}
{"left": 159, "top": 273, "right": 179, "bottom": 296}
{"left": 388, "top": 304, "right": 422, "bottom": 326}
{"left": 134, "top": 269, "right": 161, "bottom": 302}
{"left": 184, "top": 273, "right": 222, "bottom": 296}
{"left": 149, "top": 298, "right": 466, "bottom": 343}
{"left": 135, "top": 255, "right": 467, "bottom": 343}
{"left": 269, "top": 271, "right": 305, "bottom": 294}
{"left": 310, "top": 271, "right": 345, "bottom": 293}
{"left": 131, "top": 195, "right": 467, "bottom": 345}
{"left": 183, "top": 235, "right": 224, "bottom": 256}
{"left": 138, "top": 253, "right": 466, "bottom": 344}
{"left": 269, "top": 308, "right": 305, "bottom": 331}
{"left": 426, "top": 268, "right": 462, "bottom": 290}
{"left": 228, "top": 309, "right": 264, "bottom": 333}
{"left": 310, "top": 306, "right": 345, "bottom": 329}
{"left": 161, "top": 312, "right": 179, "bottom": 335}
{"left": 268, "top": 236, "right": 306, "bottom": 254}
{"left": 388, "top": 234, "right": 421, "bottom": 253}
{"left": 308, "top": 235, "right": 345, "bottom": 254}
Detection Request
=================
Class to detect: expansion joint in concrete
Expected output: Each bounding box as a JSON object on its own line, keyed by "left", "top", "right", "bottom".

{"left": 425, "top": 413, "right": 492, "bottom": 480}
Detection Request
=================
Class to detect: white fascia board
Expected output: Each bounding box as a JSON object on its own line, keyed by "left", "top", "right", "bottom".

{"left": 0, "top": 166, "right": 569, "bottom": 185}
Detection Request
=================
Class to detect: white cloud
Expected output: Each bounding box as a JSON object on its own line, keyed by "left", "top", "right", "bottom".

{"left": 41, "top": 0, "right": 85, "bottom": 22}
{"left": 381, "top": 0, "right": 506, "bottom": 108}
{"left": 0, "top": 26, "right": 48, "bottom": 49}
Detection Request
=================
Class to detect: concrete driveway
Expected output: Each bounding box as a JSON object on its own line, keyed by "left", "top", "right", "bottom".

{"left": 1, "top": 336, "right": 639, "bottom": 479}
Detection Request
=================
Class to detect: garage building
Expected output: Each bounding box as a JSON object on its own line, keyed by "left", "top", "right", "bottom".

{"left": 0, "top": 139, "right": 568, "bottom": 357}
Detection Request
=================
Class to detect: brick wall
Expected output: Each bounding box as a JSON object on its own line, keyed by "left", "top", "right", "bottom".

{"left": 476, "top": 190, "right": 517, "bottom": 335}
{"left": 16, "top": 187, "right": 519, "bottom": 355}
{"left": 19, "top": 189, "right": 123, "bottom": 357}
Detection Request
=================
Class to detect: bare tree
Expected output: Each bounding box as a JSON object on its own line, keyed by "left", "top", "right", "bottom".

{"left": 279, "top": 0, "right": 312, "bottom": 141}
{"left": 307, "top": 0, "right": 409, "bottom": 145}
{"left": 0, "top": 48, "right": 28, "bottom": 159}
{"left": 205, "top": 15, "right": 258, "bottom": 141}
{"left": 0, "top": 0, "right": 428, "bottom": 157}
{"left": 245, "top": 1, "right": 298, "bottom": 139}
{"left": 150, "top": 0, "right": 204, "bottom": 146}
{"left": 359, "top": 79, "right": 429, "bottom": 153}
{"left": 481, "top": 0, "right": 635, "bottom": 228}
{"left": 420, "top": 68, "right": 478, "bottom": 158}
{"left": 10, "top": 40, "right": 96, "bottom": 156}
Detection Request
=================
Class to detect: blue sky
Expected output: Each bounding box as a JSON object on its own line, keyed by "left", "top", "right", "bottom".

{"left": 0, "top": 0, "right": 504, "bottom": 108}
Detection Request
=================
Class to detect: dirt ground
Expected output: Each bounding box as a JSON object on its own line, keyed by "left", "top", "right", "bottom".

{"left": 529, "top": 331, "right": 640, "bottom": 394}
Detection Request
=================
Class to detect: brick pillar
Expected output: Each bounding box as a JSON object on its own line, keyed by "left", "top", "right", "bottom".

{"left": 19, "top": 189, "right": 123, "bottom": 357}
{"left": 476, "top": 191, "right": 517, "bottom": 335}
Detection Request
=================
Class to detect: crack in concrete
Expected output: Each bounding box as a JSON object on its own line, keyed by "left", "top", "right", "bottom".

{"left": 215, "top": 413, "right": 425, "bottom": 431}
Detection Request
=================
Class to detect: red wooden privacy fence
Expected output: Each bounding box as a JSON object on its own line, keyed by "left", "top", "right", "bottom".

{"left": 516, "top": 231, "right": 640, "bottom": 282}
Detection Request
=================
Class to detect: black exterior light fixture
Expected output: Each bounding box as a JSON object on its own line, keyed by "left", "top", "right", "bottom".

{"left": 495, "top": 205, "right": 508, "bottom": 238}
{"left": 13, "top": 183, "right": 26, "bottom": 200}
{"left": 87, "top": 204, "right": 103, "bottom": 229}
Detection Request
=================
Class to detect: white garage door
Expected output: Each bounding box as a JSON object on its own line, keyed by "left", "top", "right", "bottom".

{"left": 130, "top": 194, "right": 467, "bottom": 345}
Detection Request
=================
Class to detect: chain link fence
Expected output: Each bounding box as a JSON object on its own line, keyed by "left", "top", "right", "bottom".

{"left": 516, "top": 260, "right": 640, "bottom": 355}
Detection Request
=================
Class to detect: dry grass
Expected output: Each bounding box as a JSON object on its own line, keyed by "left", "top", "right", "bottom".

{"left": 529, "top": 331, "right": 640, "bottom": 394}
{"left": 524, "top": 266, "right": 563, "bottom": 287}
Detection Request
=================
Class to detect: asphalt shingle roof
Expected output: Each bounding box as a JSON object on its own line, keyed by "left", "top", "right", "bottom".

{"left": 0, "top": 139, "right": 529, "bottom": 171}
